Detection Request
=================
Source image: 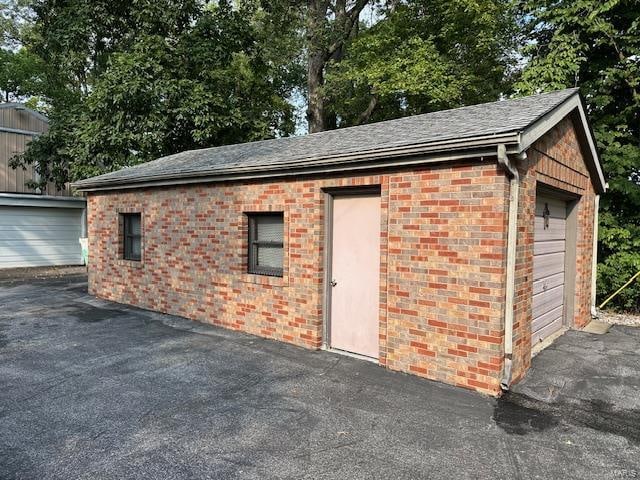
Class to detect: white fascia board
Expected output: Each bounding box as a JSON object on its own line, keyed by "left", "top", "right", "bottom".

{"left": 0, "top": 193, "right": 86, "bottom": 208}
{"left": 519, "top": 94, "right": 606, "bottom": 193}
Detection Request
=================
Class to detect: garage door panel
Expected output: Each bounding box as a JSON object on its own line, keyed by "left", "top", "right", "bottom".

{"left": 534, "top": 240, "right": 565, "bottom": 256}
{"left": 0, "top": 206, "right": 83, "bottom": 268}
{"left": 532, "top": 284, "right": 564, "bottom": 319}
{"left": 533, "top": 272, "right": 565, "bottom": 295}
{"left": 0, "top": 216, "right": 81, "bottom": 226}
{"left": 535, "top": 197, "right": 567, "bottom": 218}
{"left": 0, "top": 254, "right": 82, "bottom": 268}
{"left": 0, "top": 227, "right": 81, "bottom": 241}
{"left": 533, "top": 252, "right": 565, "bottom": 281}
{"left": 532, "top": 304, "right": 563, "bottom": 331}
{"left": 532, "top": 308, "right": 564, "bottom": 344}
{"left": 0, "top": 242, "right": 80, "bottom": 258}
{"left": 534, "top": 217, "right": 566, "bottom": 241}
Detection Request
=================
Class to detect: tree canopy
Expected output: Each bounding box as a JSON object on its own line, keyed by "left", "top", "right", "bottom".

{"left": 325, "top": 0, "right": 517, "bottom": 126}
{"left": 8, "top": 0, "right": 303, "bottom": 187}
{"left": 2, "top": 0, "right": 639, "bottom": 309}
{"left": 516, "top": 0, "right": 640, "bottom": 310}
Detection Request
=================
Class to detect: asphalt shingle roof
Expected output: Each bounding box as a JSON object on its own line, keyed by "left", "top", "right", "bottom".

{"left": 73, "top": 88, "right": 579, "bottom": 189}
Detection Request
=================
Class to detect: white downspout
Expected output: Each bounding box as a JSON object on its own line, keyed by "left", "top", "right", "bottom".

{"left": 497, "top": 144, "right": 522, "bottom": 392}
{"left": 591, "top": 194, "right": 600, "bottom": 318}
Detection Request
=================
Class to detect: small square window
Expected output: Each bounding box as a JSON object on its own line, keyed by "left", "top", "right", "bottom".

{"left": 247, "top": 213, "right": 284, "bottom": 277}
{"left": 122, "top": 213, "right": 142, "bottom": 261}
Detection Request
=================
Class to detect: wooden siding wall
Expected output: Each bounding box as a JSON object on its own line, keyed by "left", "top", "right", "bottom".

{"left": 0, "top": 107, "right": 48, "bottom": 132}
{"left": 0, "top": 106, "right": 72, "bottom": 196}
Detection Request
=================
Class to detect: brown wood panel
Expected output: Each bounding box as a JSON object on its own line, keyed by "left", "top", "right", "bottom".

{"left": 0, "top": 132, "right": 39, "bottom": 194}
{"left": 0, "top": 107, "right": 46, "bottom": 132}
{"left": 0, "top": 106, "right": 73, "bottom": 196}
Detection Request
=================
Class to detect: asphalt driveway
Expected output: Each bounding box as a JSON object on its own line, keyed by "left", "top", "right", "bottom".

{"left": 0, "top": 274, "right": 639, "bottom": 479}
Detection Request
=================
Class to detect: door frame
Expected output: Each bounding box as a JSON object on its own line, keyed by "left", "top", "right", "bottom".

{"left": 321, "top": 185, "right": 382, "bottom": 359}
{"left": 535, "top": 183, "right": 580, "bottom": 331}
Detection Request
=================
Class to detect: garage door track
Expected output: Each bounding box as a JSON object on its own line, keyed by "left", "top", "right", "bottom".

{"left": 1, "top": 275, "right": 639, "bottom": 479}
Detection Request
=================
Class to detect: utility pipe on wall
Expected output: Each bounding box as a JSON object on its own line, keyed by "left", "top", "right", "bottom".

{"left": 497, "top": 144, "right": 522, "bottom": 392}
{"left": 591, "top": 194, "right": 600, "bottom": 318}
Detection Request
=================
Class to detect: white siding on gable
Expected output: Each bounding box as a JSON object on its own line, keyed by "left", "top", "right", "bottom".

{"left": 0, "top": 206, "right": 83, "bottom": 268}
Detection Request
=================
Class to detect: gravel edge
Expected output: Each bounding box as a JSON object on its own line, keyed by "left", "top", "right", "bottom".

{"left": 595, "top": 308, "right": 640, "bottom": 327}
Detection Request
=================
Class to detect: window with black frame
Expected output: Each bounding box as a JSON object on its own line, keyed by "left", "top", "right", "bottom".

{"left": 247, "top": 213, "right": 284, "bottom": 277}
{"left": 122, "top": 213, "right": 142, "bottom": 261}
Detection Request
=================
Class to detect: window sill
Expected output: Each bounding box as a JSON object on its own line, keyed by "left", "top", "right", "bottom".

{"left": 115, "top": 259, "right": 144, "bottom": 269}
{"left": 239, "top": 273, "right": 288, "bottom": 287}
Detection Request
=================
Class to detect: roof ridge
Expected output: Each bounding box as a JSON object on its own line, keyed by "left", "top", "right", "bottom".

{"left": 118, "top": 88, "right": 578, "bottom": 171}
{"left": 73, "top": 87, "right": 585, "bottom": 190}
{"left": 298, "top": 87, "right": 579, "bottom": 140}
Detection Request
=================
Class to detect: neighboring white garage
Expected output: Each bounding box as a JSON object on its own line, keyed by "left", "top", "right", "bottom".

{"left": 1, "top": 103, "right": 86, "bottom": 270}
{"left": 0, "top": 194, "right": 86, "bottom": 268}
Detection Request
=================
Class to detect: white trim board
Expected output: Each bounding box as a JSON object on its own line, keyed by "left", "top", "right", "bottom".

{"left": 0, "top": 193, "right": 86, "bottom": 209}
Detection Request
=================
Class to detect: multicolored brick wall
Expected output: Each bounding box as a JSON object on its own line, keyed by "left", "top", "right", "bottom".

{"left": 87, "top": 163, "right": 509, "bottom": 395}
{"left": 511, "top": 115, "right": 597, "bottom": 382}
{"left": 384, "top": 165, "right": 509, "bottom": 394}
{"left": 86, "top": 115, "right": 598, "bottom": 396}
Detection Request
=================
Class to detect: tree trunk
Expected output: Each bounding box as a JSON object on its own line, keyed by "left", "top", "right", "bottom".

{"left": 356, "top": 94, "right": 378, "bottom": 125}
{"left": 306, "top": 0, "right": 369, "bottom": 133}
{"left": 307, "top": 48, "right": 329, "bottom": 133}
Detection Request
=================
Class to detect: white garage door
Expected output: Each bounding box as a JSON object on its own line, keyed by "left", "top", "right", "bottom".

{"left": 0, "top": 206, "right": 83, "bottom": 268}
{"left": 532, "top": 195, "right": 567, "bottom": 344}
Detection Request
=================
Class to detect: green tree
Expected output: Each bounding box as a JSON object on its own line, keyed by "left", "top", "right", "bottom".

{"left": 324, "top": 0, "right": 517, "bottom": 126}
{"left": 0, "top": 47, "right": 43, "bottom": 101}
{"left": 11, "top": 0, "right": 301, "bottom": 188}
{"left": 305, "top": 0, "right": 370, "bottom": 132}
{"left": 67, "top": 2, "right": 298, "bottom": 180}
{"left": 515, "top": 0, "right": 640, "bottom": 311}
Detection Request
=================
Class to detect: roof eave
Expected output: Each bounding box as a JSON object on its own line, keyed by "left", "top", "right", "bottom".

{"left": 72, "top": 133, "right": 521, "bottom": 192}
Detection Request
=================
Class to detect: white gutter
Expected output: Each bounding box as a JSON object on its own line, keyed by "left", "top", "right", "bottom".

{"left": 497, "top": 144, "right": 522, "bottom": 391}
{"left": 591, "top": 194, "right": 600, "bottom": 317}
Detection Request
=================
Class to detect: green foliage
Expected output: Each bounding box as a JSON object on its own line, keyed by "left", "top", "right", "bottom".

{"left": 325, "top": 0, "right": 518, "bottom": 125}
{"left": 10, "top": 0, "right": 301, "bottom": 188}
{"left": 597, "top": 252, "right": 640, "bottom": 312}
{"left": 516, "top": 0, "right": 640, "bottom": 311}
{"left": 0, "top": 47, "right": 44, "bottom": 101}
{"left": 597, "top": 210, "right": 640, "bottom": 312}
{"left": 66, "top": 3, "right": 297, "bottom": 181}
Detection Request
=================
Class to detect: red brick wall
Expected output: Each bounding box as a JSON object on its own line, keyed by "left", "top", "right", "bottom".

{"left": 511, "top": 115, "right": 597, "bottom": 383}
{"left": 87, "top": 120, "right": 598, "bottom": 396}
{"left": 87, "top": 163, "right": 509, "bottom": 395}
{"left": 384, "top": 165, "right": 509, "bottom": 394}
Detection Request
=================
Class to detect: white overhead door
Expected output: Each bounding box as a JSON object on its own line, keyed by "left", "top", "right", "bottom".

{"left": 0, "top": 206, "right": 83, "bottom": 268}
{"left": 532, "top": 195, "right": 567, "bottom": 344}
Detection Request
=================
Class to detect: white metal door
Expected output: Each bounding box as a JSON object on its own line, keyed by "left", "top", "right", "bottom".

{"left": 329, "top": 194, "right": 381, "bottom": 358}
{"left": 532, "top": 195, "right": 567, "bottom": 344}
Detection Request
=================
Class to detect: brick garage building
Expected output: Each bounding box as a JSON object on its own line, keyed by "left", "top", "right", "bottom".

{"left": 74, "top": 89, "right": 606, "bottom": 396}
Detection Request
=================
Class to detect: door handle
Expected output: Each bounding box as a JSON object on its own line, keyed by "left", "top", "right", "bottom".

{"left": 330, "top": 279, "right": 337, "bottom": 287}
